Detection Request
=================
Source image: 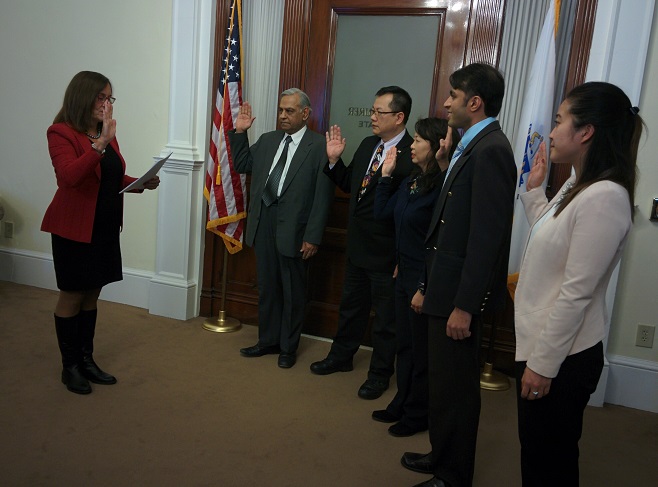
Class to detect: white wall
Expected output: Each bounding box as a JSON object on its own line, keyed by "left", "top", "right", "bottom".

{"left": 608, "top": 1, "right": 658, "bottom": 363}
{"left": 604, "top": 1, "right": 658, "bottom": 411}
{"left": 0, "top": 0, "right": 172, "bottom": 272}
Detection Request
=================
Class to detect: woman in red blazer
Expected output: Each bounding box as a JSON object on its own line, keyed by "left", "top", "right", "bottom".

{"left": 42, "top": 71, "right": 159, "bottom": 394}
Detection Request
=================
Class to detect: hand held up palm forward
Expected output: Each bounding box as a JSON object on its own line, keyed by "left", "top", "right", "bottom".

{"left": 236, "top": 102, "right": 256, "bottom": 133}
{"left": 526, "top": 141, "right": 548, "bottom": 191}
{"left": 325, "top": 125, "right": 346, "bottom": 164}
{"left": 381, "top": 145, "right": 397, "bottom": 177}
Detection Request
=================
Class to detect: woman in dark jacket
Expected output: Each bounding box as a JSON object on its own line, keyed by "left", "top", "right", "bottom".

{"left": 372, "top": 118, "right": 459, "bottom": 436}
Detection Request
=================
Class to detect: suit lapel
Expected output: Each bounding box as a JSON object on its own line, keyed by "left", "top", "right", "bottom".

{"left": 75, "top": 131, "right": 104, "bottom": 181}
{"left": 426, "top": 122, "right": 501, "bottom": 241}
{"left": 260, "top": 131, "right": 285, "bottom": 188}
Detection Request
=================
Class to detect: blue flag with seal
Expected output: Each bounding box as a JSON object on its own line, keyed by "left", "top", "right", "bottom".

{"left": 508, "top": 0, "right": 559, "bottom": 276}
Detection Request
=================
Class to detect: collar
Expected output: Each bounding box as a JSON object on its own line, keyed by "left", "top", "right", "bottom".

{"left": 382, "top": 129, "right": 406, "bottom": 152}
{"left": 459, "top": 117, "right": 497, "bottom": 150}
{"left": 285, "top": 125, "right": 307, "bottom": 146}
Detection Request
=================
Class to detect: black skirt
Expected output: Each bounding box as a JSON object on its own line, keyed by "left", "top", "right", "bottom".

{"left": 52, "top": 145, "right": 124, "bottom": 291}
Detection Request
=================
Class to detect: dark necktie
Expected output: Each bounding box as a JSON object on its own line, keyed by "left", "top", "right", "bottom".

{"left": 358, "top": 143, "right": 384, "bottom": 201}
{"left": 262, "top": 135, "right": 292, "bottom": 207}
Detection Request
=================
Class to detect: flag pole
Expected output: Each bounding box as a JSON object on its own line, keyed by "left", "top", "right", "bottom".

{"left": 480, "top": 280, "right": 516, "bottom": 391}
{"left": 480, "top": 316, "right": 510, "bottom": 391}
{"left": 202, "top": 0, "right": 244, "bottom": 333}
{"left": 203, "top": 246, "right": 241, "bottom": 333}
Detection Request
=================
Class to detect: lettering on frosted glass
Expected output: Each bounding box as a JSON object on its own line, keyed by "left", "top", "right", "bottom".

{"left": 347, "top": 107, "right": 372, "bottom": 127}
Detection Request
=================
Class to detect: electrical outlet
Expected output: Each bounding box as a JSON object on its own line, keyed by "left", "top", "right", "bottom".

{"left": 635, "top": 324, "right": 655, "bottom": 348}
{"left": 3, "top": 221, "right": 14, "bottom": 239}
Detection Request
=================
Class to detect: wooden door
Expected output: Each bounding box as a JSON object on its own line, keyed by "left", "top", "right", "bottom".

{"left": 278, "top": 0, "right": 507, "bottom": 341}
{"left": 201, "top": 0, "right": 508, "bottom": 352}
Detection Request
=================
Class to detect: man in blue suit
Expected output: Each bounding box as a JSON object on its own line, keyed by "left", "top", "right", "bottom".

{"left": 230, "top": 88, "right": 334, "bottom": 369}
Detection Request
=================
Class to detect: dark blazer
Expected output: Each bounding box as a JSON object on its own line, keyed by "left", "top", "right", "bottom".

{"left": 229, "top": 128, "right": 334, "bottom": 258}
{"left": 324, "top": 132, "right": 414, "bottom": 272}
{"left": 374, "top": 173, "right": 444, "bottom": 268}
{"left": 423, "top": 121, "right": 516, "bottom": 317}
{"left": 41, "top": 123, "right": 138, "bottom": 243}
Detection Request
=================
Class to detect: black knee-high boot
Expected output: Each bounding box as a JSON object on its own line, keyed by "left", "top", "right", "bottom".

{"left": 78, "top": 309, "right": 117, "bottom": 385}
{"left": 54, "top": 314, "right": 92, "bottom": 394}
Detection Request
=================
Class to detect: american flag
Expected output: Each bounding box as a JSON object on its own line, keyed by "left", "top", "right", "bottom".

{"left": 204, "top": 0, "right": 247, "bottom": 253}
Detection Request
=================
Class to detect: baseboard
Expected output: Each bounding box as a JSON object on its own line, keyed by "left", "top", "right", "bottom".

{"left": 0, "top": 247, "right": 58, "bottom": 290}
{"left": 0, "top": 246, "right": 152, "bottom": 310}
{"left": 605, "top": 354, "right": 658, "bottom": 413}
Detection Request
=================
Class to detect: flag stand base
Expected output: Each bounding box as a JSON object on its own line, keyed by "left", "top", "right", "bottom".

{"left": 480, "top": 362, "right": 510, "bottom": 391}
{"left": 203, "top": 310, "right": 241, "bottom": 333}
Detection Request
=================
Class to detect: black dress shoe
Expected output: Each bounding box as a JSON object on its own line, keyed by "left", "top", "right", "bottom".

{"left": 357, "top": 378, "right": 389, "bottom": 400}
{"left": 309, "top": 357, "right": 353, "bottom": 375}
{"left": 412, "top": 477, "right": 448, "bottom": 487}
{"left": 240, "top": 344, "right": 280, "bottom": 357}
{"left": 401, "top": 451, "right": 433, "bottom": 474}
{"left": 371, "top": 409, "right": 400, "bottom": 423}
{"left": 278, "top": 353, "right": 296, "bottom": 368}
{"left": 388, "top": 421, "right": 428, "bottom": 437}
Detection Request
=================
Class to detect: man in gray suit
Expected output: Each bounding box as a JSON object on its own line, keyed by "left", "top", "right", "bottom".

{"left": 229, "top": 88, "right": 334, "bottom": 368}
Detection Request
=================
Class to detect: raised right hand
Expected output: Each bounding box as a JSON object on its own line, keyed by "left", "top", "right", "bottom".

{"left": 526, "top": 141, "right": 548, "bottom": 191}
{"left": 326, "top": 125, "right": 346, "bottom": 164}
{"left": 92, "top": 100, "right": 117, "bottom": 153}
{"left": 381, "top": 145, "right": 397, "bottom": 177}
{"left": 235, "top": 102, "right": 256, "bottom": 133}
{"left": 435, "top": 126, "right": 453, "bottom": 171}
{"left": 98, "top": 100, "right": 116, "bottom": 148}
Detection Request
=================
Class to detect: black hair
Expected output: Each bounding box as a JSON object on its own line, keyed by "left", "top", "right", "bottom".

{"left": 449, "top": 63, "right": 505, "bottom": 117}
{"left": 555, "top": 81, "right": 642, "bottom": 220}
{"left": 375, "top": 86, "right": 412, "bottom": 124}
{"left": 409, "top": 117, "right": 461, "bottom": 194}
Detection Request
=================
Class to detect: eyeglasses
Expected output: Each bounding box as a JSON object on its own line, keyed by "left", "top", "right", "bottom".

{"left": 369, "top": 108, "right": 399, "bottom": 118}
{"left": 97, "top": 94, "right": 116, "bottom": 105}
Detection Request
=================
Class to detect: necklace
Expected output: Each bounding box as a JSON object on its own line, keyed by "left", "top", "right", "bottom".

{"left": 554, "top": 181, "right": 574, "bottom": 206}
{"left": 85, "top": 129, "right": 101, "bottom": 139}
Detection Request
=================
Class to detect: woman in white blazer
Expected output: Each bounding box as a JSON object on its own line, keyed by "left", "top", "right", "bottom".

{"left": 514, "top": 82, "right": 643, "bottom": 487}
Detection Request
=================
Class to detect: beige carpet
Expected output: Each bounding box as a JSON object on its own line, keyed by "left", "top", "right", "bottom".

{"left": 0, "top": 281, "right": 656, "bottom": 486}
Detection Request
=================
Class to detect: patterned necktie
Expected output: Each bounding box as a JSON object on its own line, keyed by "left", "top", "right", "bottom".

{"left": 262, "top": 135, "right": 292, "bottom": 207}
{"left": 359, "top": 143, "right": 385, "bottom": 200}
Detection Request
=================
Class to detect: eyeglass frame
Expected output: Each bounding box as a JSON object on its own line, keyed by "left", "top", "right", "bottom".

{"left": 369, "top": 108, "right": 400, "bottom": 117}
{"left": 96, "top": 94, "right": 117, "bottom": 105}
